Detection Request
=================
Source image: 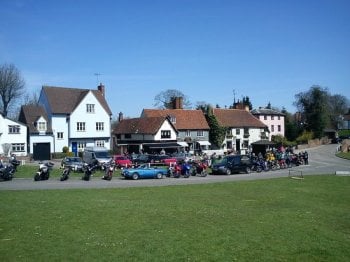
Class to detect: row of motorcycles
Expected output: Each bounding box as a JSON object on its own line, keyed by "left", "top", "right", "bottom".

{"left": 0, "top": 156, "right": 21, "bottom": 181}
{"left": 34, "top": 161, "right": 115, "bottom": 182}
{"left": 167, "top": 160, "right": 208, "bottom": 178}
{"left": 250, "top": 153, "right": 307, "bottom": 173}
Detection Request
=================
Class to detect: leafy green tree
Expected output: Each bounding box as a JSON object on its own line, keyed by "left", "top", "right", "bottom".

{"left": 206, "top": 107, "right": 226, "bottom": 149}
{"left": 294, "top": 86, "right": 329, "bottom": 138}
{"left": 281, "top": 107, "right": 301, "bottom": 141}
{"left": 327, "top": 94, "right": 349, "bottom": 129}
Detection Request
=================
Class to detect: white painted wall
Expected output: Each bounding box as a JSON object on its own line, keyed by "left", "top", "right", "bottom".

{"left": 51, "top": 115, "right": 69, "bottom": 153}
{"left": 0, "top": 115, "right": 27, "bottom": 156}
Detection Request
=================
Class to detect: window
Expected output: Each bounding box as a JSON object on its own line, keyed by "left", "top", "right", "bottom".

{"left": 271, "top": 125, "right": 274, "bottom": 132}
{"left": 86, "top": 104, "right": 95, "bottom": 113}
{"left": 12, "top": 143, "right": 25, "bottom": 152}
{"left": 77, "top": 122, "right": 86, "bottom": 131}
{"left": 197, "top": 130, "right": 204, "bottom": 137}
{"left": 57, "top": 132, "right": 63, "bottom": 139}
{"left": 78, "top": 142, "right": 86, "bottom": 151}
{"left": 271, "top": 116, "right": 274, "bottom": 120}
{"left": 278, "top": 125, "right": 281, "bottom": 132}
{"left": 236, "top": 129, "right": 240, "bottom": 135}
{"left": 264, "top": 115, "right": 267, "bottom": 120}
{"left": 8, "top": 125, "right": 20, "bottom": 134}
{"left": 96, "top": 122, "right": 104, "bottom": 131}
{"left": 161, "top": 130, "right": 171, "bottom": 139}
{"left": 185, "top": 130, "right": 191, "bottom": 137}
{"left": 169, "top": 115, "right": 176, "bottom": 123}
{"left": 96, "top": 140, "right": 105, "bottom": 147}
{"left": 38, "top": 122, "right": 46, "bottom": 131}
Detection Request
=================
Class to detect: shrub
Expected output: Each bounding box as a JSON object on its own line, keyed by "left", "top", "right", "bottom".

{"left": 62, "top": 146, "right": 69, "bottom": 154}
{"left": 296, "top": 130, "right": 314, "bottom": 144}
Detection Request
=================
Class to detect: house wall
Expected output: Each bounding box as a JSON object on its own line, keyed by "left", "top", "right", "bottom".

{"left": 0, "top": 116, "right": 27, "bottom": 156}
{"left": 154, "top": 121, "right": 178, "bottom": 140}
{"left": 51, "top": 115, "right": 69, "bottom": 153}
{"left": 67, "top": 91, "right": 111, "bottom": 150}
{"left": 257, "top": 115, "right": 285, "bottom": 139}
{"left": 29, "top": 135, "right": 54, "bottom": 154}
{"left": 223, "top": 127, "right": 264, "bottom": 154}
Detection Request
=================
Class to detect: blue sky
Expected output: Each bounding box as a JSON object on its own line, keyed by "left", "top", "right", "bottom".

{"left": 1, "top": 0, "right": 349, "bottom": 118}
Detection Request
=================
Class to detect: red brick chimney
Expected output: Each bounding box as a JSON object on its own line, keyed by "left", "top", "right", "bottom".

{"left": 97, "top": 83, "right": 105, "bottom": 97}
{"left": 172, "top": 97, "right": 183, "bottom": 109}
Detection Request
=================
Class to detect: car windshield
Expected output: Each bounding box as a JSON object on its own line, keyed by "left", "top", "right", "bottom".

{"left": 69, "top": 157, "right": 82, "bottom": 163}
{"left": 95, "top": 151, "right": 110, "bottom": 158}
{"left": 215, "top": 157, "right": 229, "bottom": 165}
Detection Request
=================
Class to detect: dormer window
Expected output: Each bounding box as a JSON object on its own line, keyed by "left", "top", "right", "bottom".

{"left": 87, "top": 104, "right": 95, "bottom": 113}
{"left": 169, "top": 115, "right": 176, "bottom": 123}
{"left": 38, "top": 121, "right": 46, "bottom": 131}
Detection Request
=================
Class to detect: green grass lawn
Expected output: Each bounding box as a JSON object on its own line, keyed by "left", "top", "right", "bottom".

{"left": 336, "top": 152, "right": 350, "bottom": 160}
{"left": 1, "top": 175, "right": 349, "bottom": 261}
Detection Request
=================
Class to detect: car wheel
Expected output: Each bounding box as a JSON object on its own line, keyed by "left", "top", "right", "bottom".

{"left": 245, "top": 166, "right": 251, "bottom": 174}
{"left": 156, "top": 172, "right": 163, "bottom": 179}
{"left": 226, "top": 169, "right": 231, "bottom": 175}
{"left": 132, "top": 173, "right": 139, "bottom": 180}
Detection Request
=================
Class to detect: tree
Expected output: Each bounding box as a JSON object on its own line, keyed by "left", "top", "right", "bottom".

{"left": 294, "top": 86, "right": 329, "bottom": 138}
{"left": 281, "top": 107, "right": 301, "bottom": 141}
{"left": 0, "top": 64, "right": 25, "bottom": 117}
{"left": 206, "top": 106, "right": 226, "bottom": 149}
{"left": 154, "top": 89, "right": 191, "bottom": 109}
{"left": 327, "top": 94, "right": 349, "bottom": 129}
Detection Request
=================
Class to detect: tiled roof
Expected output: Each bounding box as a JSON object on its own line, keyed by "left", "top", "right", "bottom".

{"left": 114, "top": 116, "right": 172, "bottom": 135}
{"left": 141, "top": 109, "right": 209, "bottom": 130}
{"left": 212, "top": 108, "right": 267, "bottom": 128}
{"left": 251, "top": 107, "right": 285, "bottom": 116}
{"left": 42, "top": 86, "right": 112, "bottom": 115}
{"left": 18, "top": 104, "right": 53, "bottom": 133}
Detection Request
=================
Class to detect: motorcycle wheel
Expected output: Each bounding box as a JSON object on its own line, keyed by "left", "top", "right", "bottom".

{"left": 34, "top": 174, "right": 40, "bottom": 181}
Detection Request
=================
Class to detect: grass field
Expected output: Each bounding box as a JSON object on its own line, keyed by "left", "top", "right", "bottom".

{"left": 336, "top": 152, "right": 350, "bottom": 160}
{"left": 1, "top": 175, "right": 349, "bottom": 261}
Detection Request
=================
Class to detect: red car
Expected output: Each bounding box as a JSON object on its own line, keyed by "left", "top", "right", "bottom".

{"left": 114, "top": 155, "right": 132, "bottom": 168}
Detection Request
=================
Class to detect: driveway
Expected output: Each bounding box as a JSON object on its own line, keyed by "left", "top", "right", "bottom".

{"left": 1, "top": 144, "right": 349, "bottom": 191}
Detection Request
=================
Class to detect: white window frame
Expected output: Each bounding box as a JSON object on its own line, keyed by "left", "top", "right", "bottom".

{"left": 96, "top": 122, "right": 104, "bottom": 131}
{"left": 86, "top": 104, "right": 95, "bottom": 113}
{"left": 197, "top": 130, "right": 204, "bottom": 137}
{"left": 77, "top": 122, "right": 86, "bottom": 132}
{"left": 8, "top": 125, "right": 20, "bottom": 134}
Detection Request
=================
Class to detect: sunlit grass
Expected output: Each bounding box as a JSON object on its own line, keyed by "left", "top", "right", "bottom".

{"left": 1, "top": 175, "right": 349, "bottom": 261}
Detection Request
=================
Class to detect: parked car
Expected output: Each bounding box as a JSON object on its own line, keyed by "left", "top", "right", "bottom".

{"left": 114, "top": 155, "right": 132, "bottom": 168}
{"left": 121, "top": 164, "right": 168, "bottom": 180}
{"left": 60, "top": 157, "right": 84, "bottom": 172}
{"left": 133, "top": 154, "right": 176, "bottom": 166}
{"left": 211, "top": 155, "right": 252, "bottom": 175}
{"left": 171, "top": 152, "right": 193, "bottom": 162}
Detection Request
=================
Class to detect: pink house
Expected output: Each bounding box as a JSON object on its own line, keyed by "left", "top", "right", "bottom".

{"left": 251, "top": 107, "right": 285, "bottom": 140}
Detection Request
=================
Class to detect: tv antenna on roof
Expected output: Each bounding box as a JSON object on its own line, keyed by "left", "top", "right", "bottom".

{"left": 94, "top": 73, "right": 102, "bottom": 85}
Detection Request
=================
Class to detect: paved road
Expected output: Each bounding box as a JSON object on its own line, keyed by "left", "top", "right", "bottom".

{"left": 1, "top": 144, "right": 349, "bottom": 191}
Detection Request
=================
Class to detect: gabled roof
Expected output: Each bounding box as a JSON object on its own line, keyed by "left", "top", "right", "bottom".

{"left": 212, "top": 108, "right": 267, "bottom": 128}
{"left": 141, "top": 109, "right": 209, "bottom": 130}
{"left": 41, "top": 86, "right": 112, "bottom": 115}
{"left": 114, "top": 116, "right": 177, "bottom": 135}
{"left": 251, "top": 107, "right": 285, "bottom": 116}
{"left": 18, "top": 104, "right": 52, "bottom": 133}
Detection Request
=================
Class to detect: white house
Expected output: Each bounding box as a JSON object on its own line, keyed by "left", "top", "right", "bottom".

{"left": 0, "top": 114, "right": 27, "bottom": 157}
{"left": 212, "top": 108, "right": 268, "bottom": 154}
{"left": 19, "top": 84, "right": 112, "bottom": 159}
{"left": 113, "top": 116, "right": 179, "bottom": 154}
{"left": 18, "top": 104, "right": 54, "bottom": 160}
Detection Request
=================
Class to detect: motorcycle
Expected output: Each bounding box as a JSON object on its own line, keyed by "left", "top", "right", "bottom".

{"left": 34, "top": 162, "right": 54, "bottom": 181}
{"left": 0, "top": 163, "right": 15, "bottom": 181}
{"left": 190, "top": 161, "right": 208, "bottom": 177}
{"left": 9, "top": 155, "right": 21, "bottom": 172}
{"left": 102, "top": 161, "right": 115, "bottom": 181}
{"left": 60, "top": 166, "right": 71, "bottom": 181}
{"left": 82, "top": 163, "right": 97, "bottom": 181}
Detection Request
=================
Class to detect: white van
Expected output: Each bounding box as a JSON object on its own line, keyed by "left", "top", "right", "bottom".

{"left": 83, "top": 147, "right": 112, "bottom": 168}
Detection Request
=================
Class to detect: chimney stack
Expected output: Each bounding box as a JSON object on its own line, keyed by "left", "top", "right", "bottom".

{"left": 97, "top": 83, "right": 105, "bottom": 97}
{"left": 118, "top": 112, "right": 124, "bottom": 122}
{"left": 172, "top": 97, "right": 183, "bottom": 109}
